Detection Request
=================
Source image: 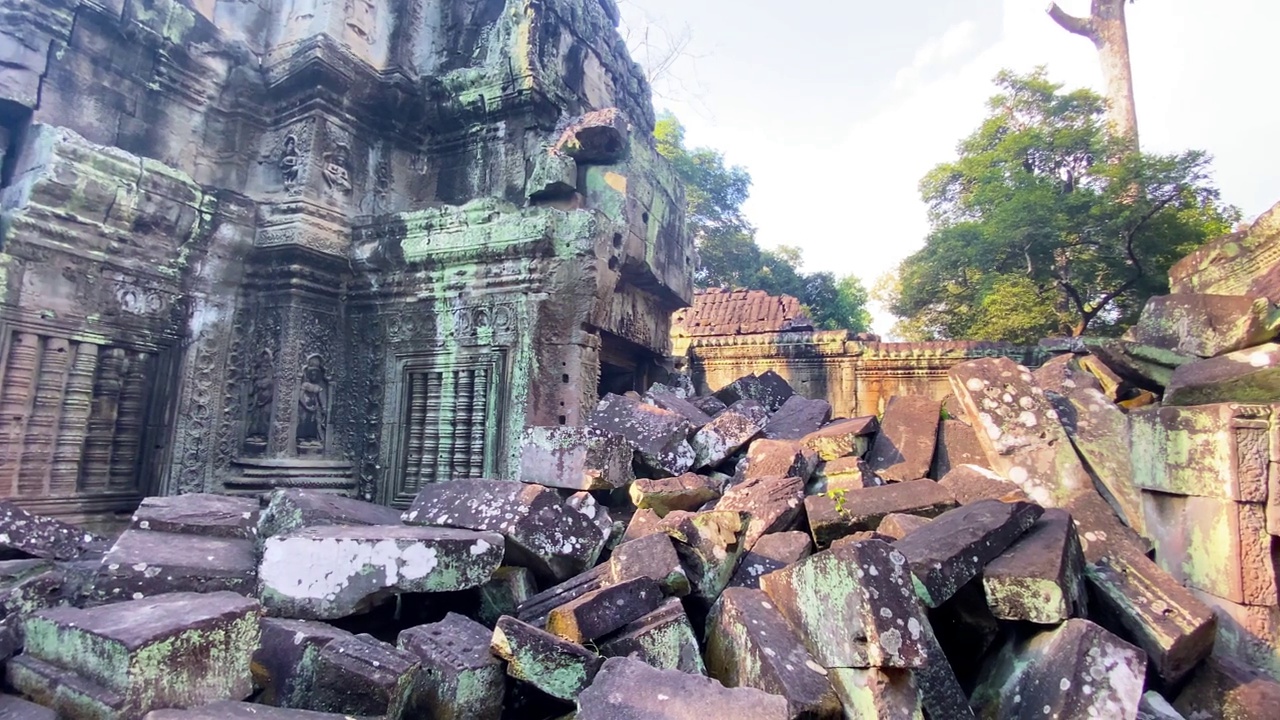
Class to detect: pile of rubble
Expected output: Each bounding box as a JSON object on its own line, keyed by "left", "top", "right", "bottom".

{"left": 2, "top": 209, "right": 1280, "bottom": 718}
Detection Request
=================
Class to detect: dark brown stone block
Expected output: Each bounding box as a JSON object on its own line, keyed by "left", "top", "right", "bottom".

{"left": 252, "top": 618, "right": 352, "bottom": 708}
{"left": 598, "top": 597, "right": 705, "bottom": 674}
{"left": 743, "top": 439, "right": 818, "bottom": 482}
{"left": 805, "top": 479, "right": 957, "bottom": 548}
{"left": 930, "top": 419, "right": 988, "bottom": 479}
{"left": 304, "top": 634, "right": 419, "bottom": 718}
{"left": 800, "top": 416, "right": 879, "bottom": 462}
{"left": 588, "top": 394, "right": 695, "bottom": 476}
{"left": 576, "top": 657, "right": 790, "bottom": 719}
{"left": 937, "top": 465, "right": 1029, "bottom": 505}
{"left": 491, "top": 615, "right": 602, "bottom": 701}
{"left": 144, "top": 703, "right": 365, "bottom": 719}
{"left": 691, "top": 399, "right": 769, "bottom": 469}
{"left": 516, "top": 564, "right": 610, "bottom": 628}
{"left": 608, "top": 531, "right": 689, "bottom": 597}
{"left": 546, "top": 576, "right": 662, "bottom": 643}
{"left": 728, "top": 531, "right": 812, "bottom": 590}
{"left": 93, "top": 529, "right": 256, "bottom": 601}
{"left": 130, "top": 494, "right": 260, "bottom": 540}
{"left": 656, "top": 510, "right": 747, "bottom": 608}
{"left": 518, "top": 426, "right": 634, "bottom": 491}
{"left": 643, "top": 385, "right": 714, "bottom": 429}
{"left": 983, "top": 508, "right": 1087, "bottom": 624}
{"left": 0, "top": 695, "right": 55, "bottom": 719}
{"left": 258, "top": 489, "right": 402, "bottom": 540}
{"left": 629, "top": 473, "right": 720, "bottom": 516}
{"left": 398, "top": 612, "right": 504, "bottom": 720}
{"left": 1174, "top": 656, "right": 1280, "bottom": 720}
{"left": 717, "top": 474, "right": 805, "bottom": 549}
{"left": 876, "top": 513, "right": 932, "bottom": 540}
{"left": 713, "top": 371, "right": 795, "bottom": 412}
{"left": 0, "top": 501, "right": 107, "bottom": 561}
{"left": 869, "top": 395, "right": 941, "bottom": 482}
{"left": 764, "top": 395, "right": 833, "bottom": 441}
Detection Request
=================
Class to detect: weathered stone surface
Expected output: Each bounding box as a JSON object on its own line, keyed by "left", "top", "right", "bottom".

{"left": 1173, "top": 656, "right": 1280, "bottom": 720}
{"left": 893, "top": 499, "right": 1042, "bottom": 608}
{"left": 94, "top": 529, "right": 257, "bottom": 600}
{"left": 9, "top": 592, "right": 259, "bottom": 719}
{"left": 1165, "top": 343, "right": 1280, "bottom": 405}
{"left": 713, "top": 371, "right": 795, "bottom": 413}
{"left": 0, "top": 501, "right": 107, "bottom": 561}
{"left": 629, "top": 473, "right": 720, "bottom": 516}
{"left": 576, "top": 656, "right": 790, "bottom": 719}
{"left": 728, "top": 531, "right": 812, "bottom": 590}
{"left": 760, "top": 539, "right": 929, "bottom": 669}
{"left": 403, "top": 479, "right": 609, "bottom": 582}
{"left": 717, "top": 474, "right": 805, "bottom": 549}
{"left": 983, "top": 509, "right": 1087, "bottom": 624}
{"left": 1189, "top": 587, "right": 1280, "bottom": 682}
{"left": 259, "top": 525, "right": 503, "bottom": 619}
{"left": 869, "top": 395, "right": 941, "bottom": 482}
{"left": 0, "top": 560, "right": 66, "bottom": 636}
{"left": 491, "top": 616, "right": 602, "bottom": 701}
{"left": 258, "top": 489, "right": 403, "bottom": 540}
{"left": 643, "top": 386, "right": 714, "bottom": 430}
{"left": 764, "top": 395, "right": 833, "bottom": 441}
{"left": 810, "top": 456, "right": 883, "bottom": 494}
{"left": 588, "top": 394, "right": 696, "bottom": 476}
{"left": 656, "top": 510, "right": 747, "bottom": 607}
{"left": 1130, "top": 293, "right": 1277, "bottom": 358}
{"left": 598, "top": 598, "right": 705, "bottom": 675}
{"left": 914, "top": 623, "right": 975, "bottom": 720}
{"left": 517, "top": 565, "right": 610, "bottom": 628}
{"left": 399, "top": 613, "right": 504, "bottom": 720}
{"left": 547, "top": 577, "right": 662, "bottom": 643}
{"left": 691, "top": 399, "right": 769, "bottom": 469}
{"left": 1085, "top": 553, "right": 1218, "bottom": 684}
{"left": 876, "top": 513, "right": 933, "bottom": 540}
{"left": 800, "top": 416, "right": 879, "bottom": 462}
{"left": 304, "top": 634, "right": 419, "bottom": 718}
{"left": 926, "top": 577, "right": 1000, "bottom": 689}
{"left": 252, "top": 618, "right": 353, "bottom": 708}
{"left": 805, "top": 479, "right": 957, "bottom": 547}
{"left": 937, "top": 464, "right": 1029, "bottom": 505}
{"left": 1087, "top": 338, "right": 1198, "bottom": 391}
{"left": 1138, "top": 692, "right": 1186, "bottom": 720}
{"left": 743, "top": 439, "right": 818, "bottom": 482}
{"left": 1168, "top": 201, "right": 1280, "bottom": 302}
{"left": 1143, "top": 493, "right": 1277, "bottom": 606}
{"left": 478, "top": 566, "right": 537, "bottom": 626}
{"left": 705, "top": 587, "right": 840, "bottom": 718}
{"left": 144, "top": 703, "right": 361, "bottom": 719}
{"left": 1062, "top": 489, "right": 1152, "bottom": 564}
{"left": 930, "top": 419, "right": 987, "bottom": 479}
{"left": 518, "top": 426, "right": 634, "bottom": 491}
{"left": 971, "top": 619, "right": 1146, "bottom": 720}
{"left": 829, "top": 668, "right": 923, "bottom": 720}
{"left": 622, "top": 508, "right": 663, "bottom": 543}
{"left": 130, "top": 494, "right": 260, "bottom": 540}
{"left": 1055, "top": 385, "right": 1145, "bottom": 534}
{"left": 1130, "top": 403, "right": 1274, "bottom": 502}
{"left": 608, "top": 532, "right": 689, "bottom": 597}
{"left": 691, "top": 395, "right": 729, "bottom": 417}
{"left": 1033, "top": 353, "right": 1105, "bottom": 397}
{"left": 556, "top": 108, "right": 629, "bottom": 164}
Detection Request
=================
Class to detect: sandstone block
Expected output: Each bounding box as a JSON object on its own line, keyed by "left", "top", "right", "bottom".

{"left": 258, "top": 489, "right": 403, "bottom": 540}
{"left": 691, "top": 399, "right": 768, "bottom": 468}
{"left": 869, "top": 395, "right": 941, "bottom": 482}
{"left": 800, "top": 416, "right": 879, "bottom": 461}
{"left": 555, "top": 107, "right": 629, "bottom": 164}
{"left": 0, "top": 500, "right": 107, "bottom": 561}
{"left": 546, "top": 577, "right": 662, "bottom": 643}
{"left": 930, "top": 418, "right": 987, "bottom": 479}
{"left": 0, "top": 559, "right": 67, "bottom": 638}
{"left": 717, "top": 474, "right": 805, "bottom": 549}
{"left": 598, "top": 597, "right": 705, "bottom": 675}
{"left": 983, "top": 509, "right": 1087, "bottom": 624}
{"left": 1130, "top": 402, "right": 1274, "bottom": 502}
{"left": 629, "top": 473, "right": 720, "bottom": 516}
{"left": 1131, "top": 293, "right": 1277, "bottom": 358}
{"left": 399, "top": 613, "right": 504, "bottom": 720}
{"left": 705, "top": 587, "right": 840, "bottom": 718}
{"left": 1138, "top": 692, "right": 1186, "bottom": 720}
{"left": 643, "top": 385, "right": 713, "bottom": 429}
{"left": 712, "top": 371, "right": 794, "bottom": 412}
{"left": 259, "top": 525, "right": 503, "bottom": 619}
{"left": 764, "top": 395, "right": 833, "bottom": 440}
{"left": 1168, "top": 201, "right": 1280, "bottom": 301}
{"left": 728, "top": 531, "right": 812, "bottom": 590}
{"left": 8, "top": 592, "right": 260, "bottom": 719}
{"left": 144, "top": 703, "right": 362, "bottom": 719}
{"left": 403, "top": 479, "right": 609, "bottom": 582}
{"left": 805, "top": 479, "right": 956, "bottom": 548}
{"left": 1033, "top": 353, "right": 1105, "bottom": 397}
{"left": 829, "top": 668, "right": 923, "bottom": 720}
{"left": 94, "top": 529, "right": 256, "bottom": 601}
{"left": 1189, "top": 587, "right": 1280, "bottom": 682}
{"left": 1056, "top": 385, "right": 1145, "bottom": 534}
{"left": 517, "top": 564, "right": 610, "bottom": 628}
{"left": 588, "top": 394, "right": 695, "bottom": 476}
{"left": 1087, "top": 338, "right": 1197, "bottom": 391}
{"left": 811, "top": 456, "right": 882, "bottom": 494}
{"left": 1085, "top": 553, "right": 1218, "bottom": 684}
{"left": 1165, "top": 343, "right": 1280, "bottom": 406}
{"left": 761, "top": 539, "right": 928, "bottom": 669}
{"left": 937, "top": 464, "right": 1028, "bottom": 505}
{"left": 876, "top": 513, "right": 933, "bottom": 540}
{"left": 252, "top": 618, "right": 352, "bottom": 708}
{"left": 130, "top": 494, "right": 260, "bottom": 540}
{"left": 893, "top": 499, "right": 1042, "bottom": 608}
{"left": 971, "top": 619, "right": 1146, "bottom": 720}
{"left": 743, "top": 439, "right": 818, "bottom": 482}
{"left": 576, "top": 656, "right": 790, "bottom": 719}
{"left": 491, "top": 616, "right": 602, "bottom": 701}
{"left": 518, "top": 426, "right": 634, "bottom": 491}
{"left": 1173, "top": 656, "right": 1280, "bottom": 720}
{"left": 691, "top": 394, "right": 728, "bottom": 417}
{"left": 478, "top": 566, "right": 537, "bottom": 626}
{"left": 304, "top": 634, "right": 419, "bottom": 718}
{"left": 607, "top": 531, "right": 689, "bottom": 597}
{"left": 0, "top": 695, "right": 55, "bottom": 719}
{"left": 656, "top": 510, "right": 747, "bottom": 608}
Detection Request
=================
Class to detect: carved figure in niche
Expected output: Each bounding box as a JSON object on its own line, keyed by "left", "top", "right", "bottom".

{"left": 279, "top": 134, "right": 301, "bottom": 192}
{"left": 290, "top": 0, "right": 317, "bottom": 22}
{"left": 322, "top": 142, "right": 353, "bottom": 194}
{"left": 244, "top": 349, "right": 275, "bottom": 452}
{"left": 296, "top": 354, "right": 329, "bottom": 454}
{"left": 345, "top": 0, "right": 377, "bottom": 42}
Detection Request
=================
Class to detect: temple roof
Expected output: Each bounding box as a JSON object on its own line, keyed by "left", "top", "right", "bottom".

{"left": 671, "top": 288, "right": 814, "bottom": 337}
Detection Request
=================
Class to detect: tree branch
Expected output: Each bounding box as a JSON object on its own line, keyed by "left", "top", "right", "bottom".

{"left": 1047, "top": 2, "right": 1098, "bottom": 40}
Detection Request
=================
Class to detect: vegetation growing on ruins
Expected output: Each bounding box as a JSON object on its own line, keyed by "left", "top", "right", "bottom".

{"left": 654, "top": 114, "right": 873, "bottom": 333}
{"left": 883, "top": 69, "right": 1239, "bottom": 343}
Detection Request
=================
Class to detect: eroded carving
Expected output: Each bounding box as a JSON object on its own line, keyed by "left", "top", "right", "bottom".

{"left": 297, "top": 354, "right": 330, "bottom": 455}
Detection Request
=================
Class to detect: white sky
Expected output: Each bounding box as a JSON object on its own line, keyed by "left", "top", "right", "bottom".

{"left": 618, "top": 0, "right": 1280, "bottom": 334}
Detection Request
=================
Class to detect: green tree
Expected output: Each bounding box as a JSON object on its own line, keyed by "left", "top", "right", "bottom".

{"left": 886, "top": 69, "right": 1238, "bottom": 342}
{"left": 656, "top": 113, "right": 873, "bottom": 332}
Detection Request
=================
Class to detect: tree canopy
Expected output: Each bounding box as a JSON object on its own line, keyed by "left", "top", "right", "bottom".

{"left": 655, "top": 114, "right": 872, "bottom": 333}
{"left": 883, "top": 69, "right": 1238, "bottom": 343}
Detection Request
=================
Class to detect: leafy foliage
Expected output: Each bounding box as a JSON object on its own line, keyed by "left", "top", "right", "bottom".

{"left": 885, "top": 69, "right": 1239, "bottom": 341}
{"left": 656, "top": 114, "right": 872, "bottom": 333}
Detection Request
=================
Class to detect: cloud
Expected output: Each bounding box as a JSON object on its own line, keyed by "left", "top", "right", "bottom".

{"left": 894, "top": 20, "right": 980, "bottom": 90}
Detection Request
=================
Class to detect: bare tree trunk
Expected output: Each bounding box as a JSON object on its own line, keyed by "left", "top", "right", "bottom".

{"left": 1048, "top": 0, "right": 1139, "bottom": 149}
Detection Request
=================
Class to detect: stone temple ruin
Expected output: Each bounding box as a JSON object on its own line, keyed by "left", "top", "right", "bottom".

{"left": 0, "top": 0, "right": 691, "bottom": 523}
{"left": 2, "top": 0, "right": 1280, "bottom": 718}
